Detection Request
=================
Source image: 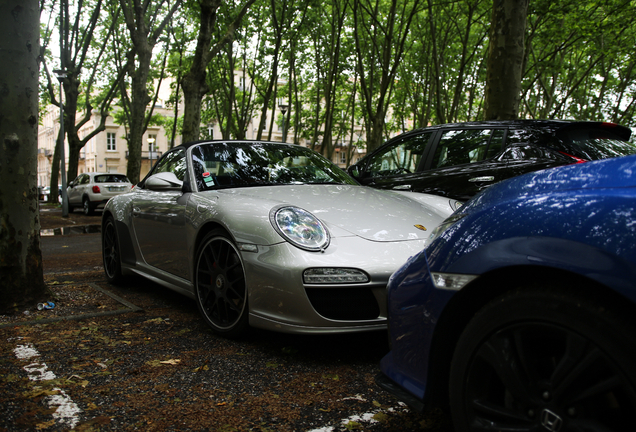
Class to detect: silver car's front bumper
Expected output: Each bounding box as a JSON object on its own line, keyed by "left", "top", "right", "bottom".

{"left": 242, "top": 236, "right": 427, "bottom": 334}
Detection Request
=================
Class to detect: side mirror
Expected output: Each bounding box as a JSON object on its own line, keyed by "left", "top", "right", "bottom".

{"left": 145, "top": 172, "right": 183, "bottom": 191}
{"left": 347, "top": 164, "right": 362, "bottom": 179}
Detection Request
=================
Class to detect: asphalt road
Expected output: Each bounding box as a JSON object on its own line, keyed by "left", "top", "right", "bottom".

{"left": 40, "top": 232, "right": 103, "bottom": 274}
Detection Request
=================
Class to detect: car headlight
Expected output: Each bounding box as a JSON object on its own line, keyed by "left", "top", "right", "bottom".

{"left": 429, "top": 213, "right": 466, "bottom": 241}
{"left": 450, "top": 200, "right": 463, "bottom": 212}
{"left": 270, "top": 206, "right": 330, "bottom": 251}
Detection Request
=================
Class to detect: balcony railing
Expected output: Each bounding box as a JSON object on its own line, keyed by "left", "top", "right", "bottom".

{"left": 125, "top": 150, "right": 163, "bottom": 160}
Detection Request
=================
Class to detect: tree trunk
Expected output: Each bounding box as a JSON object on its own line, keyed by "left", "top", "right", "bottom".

{"left": 484, "top": 0, "right": 529, "bottom": 120}
{"left": 0, "top": 0, "right": 47, "bottom": 312}
{"left": 126, "top": 47, "right": 153, "bottom": 183}
{"left": 181, "top": 0, "right": 255, "bottom": 143}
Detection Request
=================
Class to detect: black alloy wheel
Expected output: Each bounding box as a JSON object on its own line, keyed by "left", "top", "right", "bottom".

{"left": 102, "top": 217, "right": 124, "bottom": 284}
{"left": 195, "top": 230, "right": 248, "bottom": 337}
{"left": 449, "top": 286, "right": 636, "bottom": 432}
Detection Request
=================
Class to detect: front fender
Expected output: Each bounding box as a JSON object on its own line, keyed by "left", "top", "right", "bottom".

{"left": 441, "top": 237, "right": 636, "bottom": 300}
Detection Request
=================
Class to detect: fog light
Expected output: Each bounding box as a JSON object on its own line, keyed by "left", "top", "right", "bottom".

{"left": 431, "top": 272, "right": 476, "bottom": 291}
{"left": 303, "top": 268, "right": 369, "bottom": 284}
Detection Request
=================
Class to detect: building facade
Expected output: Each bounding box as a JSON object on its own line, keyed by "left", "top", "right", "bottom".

{"left": 37, "top": 76, "right": 377, "bottom": 188}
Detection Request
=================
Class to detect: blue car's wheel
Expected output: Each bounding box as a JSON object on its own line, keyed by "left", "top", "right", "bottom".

{"left": 195, "top": 230, "right": 249, "bottom": 337}
{"left": 449, "top": 286, "right": 636, "bottom": 432}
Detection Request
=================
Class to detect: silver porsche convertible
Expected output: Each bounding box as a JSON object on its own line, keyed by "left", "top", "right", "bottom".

{"left": 102, "top": 141, "right": 457, "bottom": 337}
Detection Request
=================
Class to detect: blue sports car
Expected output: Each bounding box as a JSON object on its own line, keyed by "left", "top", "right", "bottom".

{"left": 376, "top": 154, "right": 636, "bottom": 431}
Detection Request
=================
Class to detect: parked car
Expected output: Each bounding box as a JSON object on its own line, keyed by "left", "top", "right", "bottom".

{"left": 67, "top": 173, "right": 133, "bottom": 215}
{"left": 376, "top": 154, "right": 636, "bottom": 431}
{"left": 348, "top": 120, "right": 635, "bottom": 201}
{"left": 39, "top": 186, "right": 61, "bottom": 202}
{"left": 102, "top": 140, "right": 457, "bottom": 337}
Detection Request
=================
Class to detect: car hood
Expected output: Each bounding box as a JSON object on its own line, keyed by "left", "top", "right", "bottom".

{"left": 467, "top": 154, "right": 636, "bottom": 211}
{"left": 215, "top": 184, "right": 451, "bottom": 242}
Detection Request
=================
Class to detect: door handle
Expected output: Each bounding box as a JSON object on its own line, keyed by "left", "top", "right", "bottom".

{"left": 392, "top": 184, "right": 412, "bottom": 190}
{"left": 468, "top": 176, "right": 495, "bottom": 183}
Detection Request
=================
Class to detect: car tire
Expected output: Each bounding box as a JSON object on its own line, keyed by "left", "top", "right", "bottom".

{"left": 449, "top": 285, "right": 636, "bottom": 432}
{"left": 194, "top": 229, "right": 249, "bottom": 338}
{"left": 102, "top": 216, "right": 124, "bottom": 284}
{"left": 83, "top": 198, "right": 94, "bottom": 215}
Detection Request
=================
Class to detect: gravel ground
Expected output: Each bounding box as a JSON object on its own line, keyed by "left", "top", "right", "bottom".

{"left": 0, "top": 206, "right": 453, "bottom": 431}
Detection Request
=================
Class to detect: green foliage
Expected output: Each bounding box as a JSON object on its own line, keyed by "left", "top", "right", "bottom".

{"left": 44, "top": 0, "right": 636, "bottom": 161}
{"left": 522, "top": 0, "right": 636, "bottom": 124}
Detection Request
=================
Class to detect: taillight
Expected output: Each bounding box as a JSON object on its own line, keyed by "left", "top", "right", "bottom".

{"left": 558, "top": 151, "right": 588, "bottom": 164}
{"left": 92, "top": 185, "right": 101, "bottom": 193}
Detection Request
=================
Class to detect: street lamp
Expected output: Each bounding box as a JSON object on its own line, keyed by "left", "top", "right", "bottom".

{"left": 148, "top": 136, "right": 156, "bottom": 171}
{"left": 279, "top": 103, "right": 289, "bottom": 143}
{"left": 53, "top": 69, "right": 69, "bottom": 217}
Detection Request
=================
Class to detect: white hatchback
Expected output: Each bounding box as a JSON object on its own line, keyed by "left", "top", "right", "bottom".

{"left": 67, "top": 173, "right": 133, "bottom": 215}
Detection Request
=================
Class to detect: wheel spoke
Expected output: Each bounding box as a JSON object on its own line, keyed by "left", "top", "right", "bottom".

{"left": 572, "top": 374, "right": 624, "bottom": 405}
{"left": 476, "top": 331, "right": 534, "bottom": 403}
{"left": 549, "top": 332, "right": 591, "bottom": 399}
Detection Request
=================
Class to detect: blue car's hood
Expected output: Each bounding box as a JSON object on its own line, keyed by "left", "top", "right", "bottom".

{"left": 467, "top": 154, "right": 636, "bottom": 211}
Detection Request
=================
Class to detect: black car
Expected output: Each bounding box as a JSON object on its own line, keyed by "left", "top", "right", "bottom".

{"left": 348, "top": 120, "right": 635, "bottom": 201}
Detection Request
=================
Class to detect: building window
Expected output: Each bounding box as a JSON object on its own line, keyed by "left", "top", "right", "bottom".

{"left": 107, "top": 132, "right": 117, "bottom": 151}
{"left": 340, "top": 152, "right": 346, "bottom": 164}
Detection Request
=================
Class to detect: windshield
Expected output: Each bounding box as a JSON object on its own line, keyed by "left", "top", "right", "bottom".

{"left": 94, "top": 174, "right": 131, "bottom": 183}
{"left": 556, "top": 127, "right": 636, "bottom": 160}
{"left": 191, "top": 142, "right": 357, "bottom": 190}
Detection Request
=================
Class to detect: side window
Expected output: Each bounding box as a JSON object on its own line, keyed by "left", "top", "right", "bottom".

{"left": 152, "top": 149, "right": 186, "bottom": 181}
{"left": 486, "top": 129, "right": 505, "bottom": 158}
{"left": 367, "top": 133, "right": 430, "bottom": 177}
{"left": 432, "top": 129, "right": 498, "bottom": 169}
{"left": 80, "top": 175, "right": 90, "bottom": 185}
{"left": 498, "top": 145, "right": 552, "bottom": 161}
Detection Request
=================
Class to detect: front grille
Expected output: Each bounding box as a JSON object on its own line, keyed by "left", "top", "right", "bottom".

{"left": 305, "top": 287, "right": 380, "bottom": 320}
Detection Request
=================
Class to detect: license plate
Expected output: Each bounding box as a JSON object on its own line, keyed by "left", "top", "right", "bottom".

{"left": 109, "top": 186, "right": 125, "bottom": 192}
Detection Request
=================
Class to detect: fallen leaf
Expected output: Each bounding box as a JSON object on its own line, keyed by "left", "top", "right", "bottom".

{"left": 373, "top": 412, "right": 389, "bottom": 422}
{"left": 35, "top": 420, "right": 56, "bottom": 430}
{"left": 344, "top": 420, "right": 362, "bottom": 430}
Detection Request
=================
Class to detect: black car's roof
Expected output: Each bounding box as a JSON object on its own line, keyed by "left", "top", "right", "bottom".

{"left": 401, "top": 120, "right": 631, "bottom": 140}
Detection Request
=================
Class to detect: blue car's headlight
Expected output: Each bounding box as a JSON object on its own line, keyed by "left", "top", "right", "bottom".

{"left": 270, "top": 206, "right": 330, "bottom": 252}
{"left": 429, "top": 213, "right": 466, "bottom": 241}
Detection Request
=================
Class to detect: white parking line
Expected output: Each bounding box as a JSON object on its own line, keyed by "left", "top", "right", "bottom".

{"left": 306, "top": 395, "right": 408, "bottom": 432}
{"left": 13, "top": 340, "right": 81, "bottom": 429}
